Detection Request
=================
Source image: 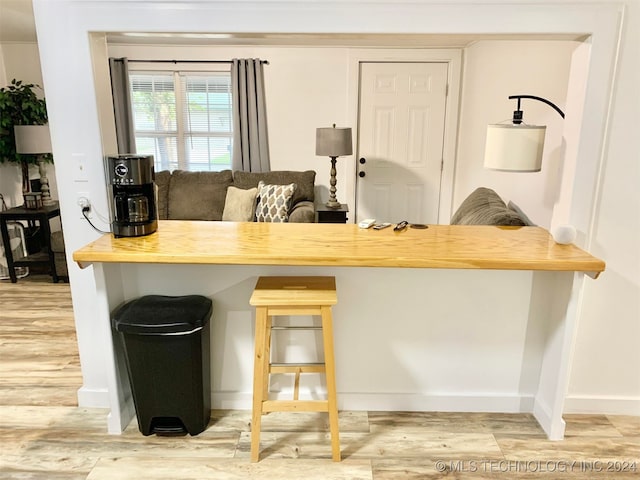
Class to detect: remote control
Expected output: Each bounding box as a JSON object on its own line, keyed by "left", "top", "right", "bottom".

{"left": 358, "top": 218, "right": 376, "bottom": 229}
{"left": 373, "top": 222, "right": 392, "bottom": 230}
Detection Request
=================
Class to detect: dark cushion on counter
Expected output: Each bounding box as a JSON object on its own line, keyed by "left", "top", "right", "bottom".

{"left": 168, "top": 170, "right": 233, "bottom": 221}
{"left": 233, "top": 170, "right": 316, "bottom": 206}
{"left": 451, "top": 187, "right": 527, "bottom": 226}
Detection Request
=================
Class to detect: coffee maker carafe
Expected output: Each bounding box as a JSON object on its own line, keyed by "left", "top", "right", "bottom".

{"left": 106, "top": 154, "right": 158, "bottom": 238}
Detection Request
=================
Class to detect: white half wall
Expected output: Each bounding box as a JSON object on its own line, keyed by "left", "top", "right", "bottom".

{"left": 118, "top": 263, "right": 539, "bottom": 412}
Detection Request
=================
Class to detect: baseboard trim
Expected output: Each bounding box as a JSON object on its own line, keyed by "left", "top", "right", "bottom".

{"left": 77, "top": 386, "right": 110, "bottom": 408}
{"left": 339, "top": 393, "right": 536, "bottom": 412}
{"left": 212, "top": 391, "right": 536, "bottom": 413}
{"left": 564, "top": 395, "right": 640, "bottom": 415}
{"left": 83, "top": 388, "right": 640, "bottom": 416}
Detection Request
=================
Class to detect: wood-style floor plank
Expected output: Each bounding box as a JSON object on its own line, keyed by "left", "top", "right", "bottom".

{"left": 1, "top": 274, "right": 638, "bottom": 479}
{"left": 86, "top": 457, "right": 374, "bottom": 480}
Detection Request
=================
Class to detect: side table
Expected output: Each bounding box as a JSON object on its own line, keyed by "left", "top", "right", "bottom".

{"left": 0, "top": 201, "right": 61, "bottom": 283}
{"left": 316, "top": 204, "right": 349, "bottom": 224}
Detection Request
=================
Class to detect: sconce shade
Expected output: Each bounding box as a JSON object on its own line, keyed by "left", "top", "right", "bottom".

{"left": 14, "top": 125, "right": 52, "bottom": 154}
{"left": 484, "top": 124, "right": 546, "bottom": 172}
{"left": 316, "top": 127, "right": 353, "bottom": 157}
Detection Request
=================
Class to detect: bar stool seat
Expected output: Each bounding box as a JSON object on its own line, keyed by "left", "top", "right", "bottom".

{"left": 249, "top": 276, "right": 340, "bottom": 462}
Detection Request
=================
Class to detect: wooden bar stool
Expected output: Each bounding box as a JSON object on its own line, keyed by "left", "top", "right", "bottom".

{"left": 249, "top": 276, "right": 340, "bottom": 462}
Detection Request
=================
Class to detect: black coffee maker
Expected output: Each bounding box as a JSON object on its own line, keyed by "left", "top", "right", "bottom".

{"left": 106, "top": 154, "right": 158, "bottom": 238}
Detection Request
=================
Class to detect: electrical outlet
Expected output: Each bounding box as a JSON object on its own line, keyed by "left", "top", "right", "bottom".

{"left": 77, "top": 192, "right": 90, "bottom": 208}
{"left": 77, "top": 192, "right": 91, "bottom": 219}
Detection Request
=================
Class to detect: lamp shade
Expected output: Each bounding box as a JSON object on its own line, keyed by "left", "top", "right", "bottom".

{"left": 14, "top": 125, "right": 52, "bottom": 154}
{"left": 484, "top": 124, "right": 546, "bottom": 172}
{"left": 316, "top": 126, "right": 353, "bottom": 157}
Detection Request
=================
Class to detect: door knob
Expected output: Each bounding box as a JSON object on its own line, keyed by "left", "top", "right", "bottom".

{"left": 358, "top": 171, "right": 366, "bottom": 178}
{"left": 359, "top": 157, "right": 366, "bottom": 164}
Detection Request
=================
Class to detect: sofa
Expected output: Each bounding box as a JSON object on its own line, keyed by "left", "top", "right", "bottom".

{"left": 154, "top": 170, "right": 316, "bottom": 223}
{"left": 450, "top": 187, "right": 534, "bottom": 226}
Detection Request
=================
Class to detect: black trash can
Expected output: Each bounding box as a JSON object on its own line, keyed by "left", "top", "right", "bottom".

{"left": 112, "top": 295, "right": 212, "bottom": 436}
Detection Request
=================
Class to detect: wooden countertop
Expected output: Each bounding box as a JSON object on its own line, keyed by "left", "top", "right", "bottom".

{"left": 72, "top": 221, "right": 605, "bottom": 278}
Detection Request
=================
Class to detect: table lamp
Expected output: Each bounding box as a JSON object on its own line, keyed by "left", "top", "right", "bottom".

{"left": 315, "top": 124, "right": 353, "bottom": 208}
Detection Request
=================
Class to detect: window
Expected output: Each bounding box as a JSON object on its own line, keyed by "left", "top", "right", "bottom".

{"left": 130, "top": 71, "right": 233, "bottom": 172}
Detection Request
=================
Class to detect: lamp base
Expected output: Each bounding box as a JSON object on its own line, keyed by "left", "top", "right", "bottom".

{"left": 325, "top": 200, "right": 342, "bottom": 209}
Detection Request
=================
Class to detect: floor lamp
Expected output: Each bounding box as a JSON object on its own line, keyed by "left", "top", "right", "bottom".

{"left": 484, "top": 95, "right": 565, "bottom": 172}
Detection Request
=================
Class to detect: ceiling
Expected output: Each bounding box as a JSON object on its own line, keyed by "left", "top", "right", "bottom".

{"left": 0, "top": 0, "right": 587, "bottom": 47}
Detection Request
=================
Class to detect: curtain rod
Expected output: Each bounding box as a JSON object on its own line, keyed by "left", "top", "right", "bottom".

{"left": 127, "top": 59, "right": 269, "bottom": 65}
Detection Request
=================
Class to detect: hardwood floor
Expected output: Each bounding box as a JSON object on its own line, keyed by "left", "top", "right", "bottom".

{"left": 1, "top": 275, "right": 638, "bottom": 479}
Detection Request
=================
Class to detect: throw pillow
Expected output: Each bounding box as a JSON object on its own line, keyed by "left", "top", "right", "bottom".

{"left": 255, "top": 181, "right": 297, "bottom": 222}
{"left": 222, "top": 186, "right": 258, "bottom": 222}
{"left": 233, "top": 170, "right": 316, "bottom": 205}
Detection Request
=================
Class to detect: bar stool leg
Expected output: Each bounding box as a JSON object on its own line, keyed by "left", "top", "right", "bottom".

{"left": 263, "top": 314, "right": 272, "bottom": 402}
{"left": 321, "top": 305, "right": 341, "bottom": 462}
{"left": 251, "top": 306, "right": 269, "bottom": 462}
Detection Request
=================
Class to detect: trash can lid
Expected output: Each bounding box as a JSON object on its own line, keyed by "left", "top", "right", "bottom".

{"left": 112, "top": 295, "right": 212, "bottom": 334}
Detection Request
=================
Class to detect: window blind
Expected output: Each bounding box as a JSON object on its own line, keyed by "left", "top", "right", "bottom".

{"left": 130, "top": 71, "right": 233, "bottom": 172}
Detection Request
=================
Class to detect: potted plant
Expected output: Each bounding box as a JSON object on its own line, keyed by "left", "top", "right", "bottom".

{"left": 0, "top": 79, "right": 51, "bottom": 194}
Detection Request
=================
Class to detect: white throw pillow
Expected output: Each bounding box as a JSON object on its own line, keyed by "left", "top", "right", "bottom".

{"left": 222, "top": 186, "right": 258, "bottom": 222}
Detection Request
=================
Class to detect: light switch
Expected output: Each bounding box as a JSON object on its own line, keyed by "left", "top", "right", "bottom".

{"left": 72, "top": 152, "right": 88, "bottom": 182}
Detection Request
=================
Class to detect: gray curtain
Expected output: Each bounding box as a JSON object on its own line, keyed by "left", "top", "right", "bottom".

{"left": 231, "top": 59, "right": 270, "bottom": 172}
{"left": 108, "top": 57, "right": 136, "bottom": 154}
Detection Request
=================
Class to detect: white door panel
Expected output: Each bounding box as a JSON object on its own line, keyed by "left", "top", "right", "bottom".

{"left": 356, "top": 62, "right": 448, "bottom": 224}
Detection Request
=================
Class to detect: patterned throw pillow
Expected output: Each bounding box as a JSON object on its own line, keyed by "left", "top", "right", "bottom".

{"left": 255, "top": 181, "right": 297, "bottom": 222}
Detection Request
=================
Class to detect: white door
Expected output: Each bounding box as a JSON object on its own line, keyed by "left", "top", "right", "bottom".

{"left": 356, "top": 62, "right": 448, "bottom": 224}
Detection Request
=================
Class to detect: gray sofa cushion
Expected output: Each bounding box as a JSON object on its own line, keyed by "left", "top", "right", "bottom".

{"left": 289, "top": 201, "right": 316, "bottom": 223}
{"left": 233, "top": 170, "right": 316, "bottom": 206}
{"left": 155, "top": 170, "right": 171, "bottom": 220}
{"left": 450, "top": 187, "right": 527, "bottom": 226}
{"left": 168, "top": 170, "right": 233, "bottom": 221}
